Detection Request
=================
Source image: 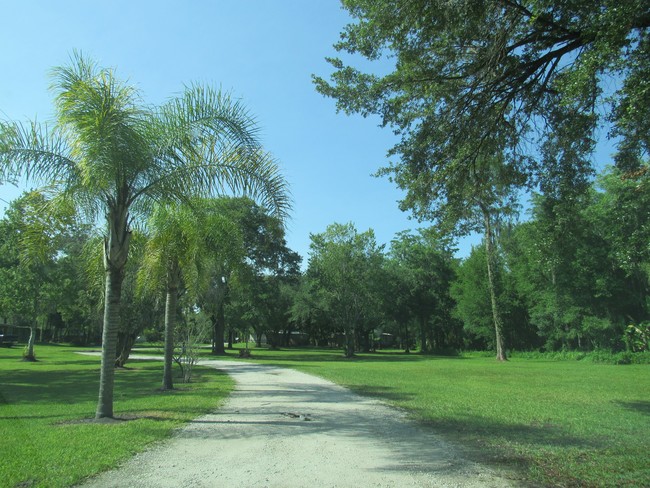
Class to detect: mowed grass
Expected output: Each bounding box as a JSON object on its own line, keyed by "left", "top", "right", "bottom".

{"left": 0, "top": 345, "right": 234, "bottom": 488}
{"left": 3, "top": 344, "right": 647, "bottom": 487}
{"left": 235, "top": 347, "right": 650, "bottom": 487}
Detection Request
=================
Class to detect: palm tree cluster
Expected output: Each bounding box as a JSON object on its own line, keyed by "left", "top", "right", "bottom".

{"left": 0, "top": 53, "right": 290, "bottom": 419}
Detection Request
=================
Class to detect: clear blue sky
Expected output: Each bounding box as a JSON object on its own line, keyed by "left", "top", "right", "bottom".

{"left": 0, "top": 1, "right": 613, "bottom": 264}
{"left": 0, "top": 0, "right": 436, "bottom": 265}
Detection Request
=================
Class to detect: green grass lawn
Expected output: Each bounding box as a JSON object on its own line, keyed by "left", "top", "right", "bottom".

{"left": 226, "top": 346, "right": 649, "bottom": 488}
{"left": 2, "top": 344, "right": 648, "bottom": 487}
{"left": 0, "top": 344, "right": 234, "bottom": 488}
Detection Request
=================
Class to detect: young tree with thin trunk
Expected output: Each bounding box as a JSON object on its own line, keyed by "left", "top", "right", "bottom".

{"left": 0, "top": 53, "right": 290, "bottom": 418}
{"left": 139, "top": 200, "right": 242, "bottom": 390}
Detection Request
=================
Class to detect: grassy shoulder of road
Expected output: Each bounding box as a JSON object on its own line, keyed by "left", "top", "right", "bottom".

{"left": 215, "top": 345, "right": 649, "bottom": 488}
{"left": 0, "top": 344, "right": 234, "bottom": 488}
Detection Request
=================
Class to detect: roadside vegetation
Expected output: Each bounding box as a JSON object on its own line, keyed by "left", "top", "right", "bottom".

{"left": 0, "top": 345, "right": 233, "bottom": 488}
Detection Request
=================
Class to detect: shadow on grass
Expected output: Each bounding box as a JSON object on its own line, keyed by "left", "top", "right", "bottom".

{"left": 344, "top": 382, "right": 601, "bottom": 450}
{"left": 615, "top": 400, "right": 650, "bottom": 416}
{"left": 223, "top": 348, "right": 464, "bottom": 364}
{"left": 0, "top": 360, "right": 227, "bottom": 413}
{"left": 333, "top": 384, "right": 417, "bottom": 403}
{"left": 0, "top": 351, "right": 24, "bottom": 361}
{"left": 1, "top": 368, "right": 97, "bottom": 404}
{"left": 429, "top": 416, "right": 598, "bottom": 448}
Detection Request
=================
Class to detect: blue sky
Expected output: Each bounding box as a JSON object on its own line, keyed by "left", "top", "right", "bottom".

{"left": 1, "top": 0, "right": 439, "bottom": 264}
{"left": 0, "top": 1, "right": 614, "bottom": 264}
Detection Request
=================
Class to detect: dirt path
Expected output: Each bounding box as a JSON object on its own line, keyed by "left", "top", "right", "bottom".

{"left": 81, "top": 359, "right": 519, "bottom": 487}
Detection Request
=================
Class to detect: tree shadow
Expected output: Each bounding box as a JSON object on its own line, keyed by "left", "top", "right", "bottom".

{"left": 614, "top": 400, "right": 650, "bottom": 416}
{"left": 343, "top": 384, "right": 416, "bottom": 403}
{"left": 0, "top": 359, "right": 225, "bottom": 412}
{"left": 232, "top": 348, "right": 463, "bottom": 364}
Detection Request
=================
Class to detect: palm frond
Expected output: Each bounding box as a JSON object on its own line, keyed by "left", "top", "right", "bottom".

{"left": 0, "top": 121, "right": 76, "bottom": 186}
{"left": 135, "top": 142, "right": 291, "bottom": 224}
{"left": 155, "top": 84, "right": 260, "bottom": 153}
{"left": 50, "top": 51, "right": 151, "bottom": 194}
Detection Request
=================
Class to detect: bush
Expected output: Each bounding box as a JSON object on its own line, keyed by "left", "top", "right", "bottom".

{"left": 143, "top": 328, "right": 163, "bottom": 343}
{"left": 625, "top": 322, "right": 650, "bottom": 352}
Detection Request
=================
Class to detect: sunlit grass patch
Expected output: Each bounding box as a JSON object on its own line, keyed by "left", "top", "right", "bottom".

{"left": 0, "top": 345, "right": 233, "bottom": 488}
{"left": 234, "top": 346, "right": 650, "bottom": 487}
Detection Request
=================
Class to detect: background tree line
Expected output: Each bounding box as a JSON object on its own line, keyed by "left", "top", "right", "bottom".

{"left": 2, "top": 162, "right": 647, "bottom": 359}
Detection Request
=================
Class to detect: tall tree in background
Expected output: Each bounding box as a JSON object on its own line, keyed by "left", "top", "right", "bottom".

{"left": 0, "top": 193, "right": 64, "bottom": 359}
{"left": 197, "top": 197, "right": 298, "bottom": 354}
{"left": 388, "top": 229, "right": 457, "bottom": 353}
{"left": 307, "top": 223, "right": 385, "bottom": 357}
{"left": 590, "top": 164, "right": 650, "bottom": 325}
{"left": 0, "top": 53, "right": 290, "bottom": 419}
{"left": 382, "top": 255, "right": 416, "bottom": 352}
{"left": 290, "top": 276, "right": 332, "bottom": 347}
{"left": 314, "top": 0, "right": 649, "bottom": 358}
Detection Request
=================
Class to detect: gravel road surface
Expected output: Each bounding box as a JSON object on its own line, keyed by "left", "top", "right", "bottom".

{"left": 80, "top": 359, "right": 520, "bottom": 487}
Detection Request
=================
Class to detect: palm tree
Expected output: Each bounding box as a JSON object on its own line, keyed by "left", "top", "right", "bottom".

{"left": 138, "top": 200, "right": 243, "bottom": 390}
{"left": 0, "top": 53, "right": 290, "bottom": 418}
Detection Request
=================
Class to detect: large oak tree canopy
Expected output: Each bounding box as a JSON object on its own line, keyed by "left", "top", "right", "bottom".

{"left": 314, "top": 0, "right": 649, "bottom": 220}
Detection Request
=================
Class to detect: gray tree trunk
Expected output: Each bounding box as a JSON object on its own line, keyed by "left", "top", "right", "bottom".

{"left": 23, "top": 325, "right": 36, "bottom": 361}
{"left": 211, "top": 298, "right": 226, "bottom": 355}
{"left": 404, "top": 321, "right": 411, "bottom": 353}
{"left": 96, "top": 265, "right": 124, "bottom": 418}
{"left": 96, "top": 206, "right": 130, "bottom": 419}
{"left": 419, "top": 314, "right": 429, "bottom": 353}
{"left": 344, "top": 326, "right": 355, "bottom": 358}
{"left": 482, "top": 207, "right": 507, "bottom": 361}
{"left": 210, "top": 278, "right": 227, "bottom": 355}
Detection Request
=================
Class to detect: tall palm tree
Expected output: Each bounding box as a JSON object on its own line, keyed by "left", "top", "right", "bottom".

{"left": 0, "top": 53, "right": 290, "bottom": 418}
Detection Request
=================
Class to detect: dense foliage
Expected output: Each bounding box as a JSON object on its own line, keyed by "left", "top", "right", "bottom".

{"left": 312, "top": 0, "right": 649, "bottom": 358}
{"left": 1, "top": 163, "right": 648, "bottom": 357}
{"left": 0, "top": 54, "right": 290, "bottom": 418}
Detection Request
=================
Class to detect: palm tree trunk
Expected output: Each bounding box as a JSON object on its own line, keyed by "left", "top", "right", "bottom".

{"left": 482, "top": 206, "right": 507, "bottom": 361}
{"left": 162, "top": 276, "right": 179, "bottom": 391}
{"left": 96, "top": 265, "right": 124, "bottom": 418}
{"left": 96, "top": 206, "right": 130, "bottom": 419}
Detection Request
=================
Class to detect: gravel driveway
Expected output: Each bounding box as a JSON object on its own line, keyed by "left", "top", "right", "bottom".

{"left": 80, "top": 359, "right": 519, "bottom": 487}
